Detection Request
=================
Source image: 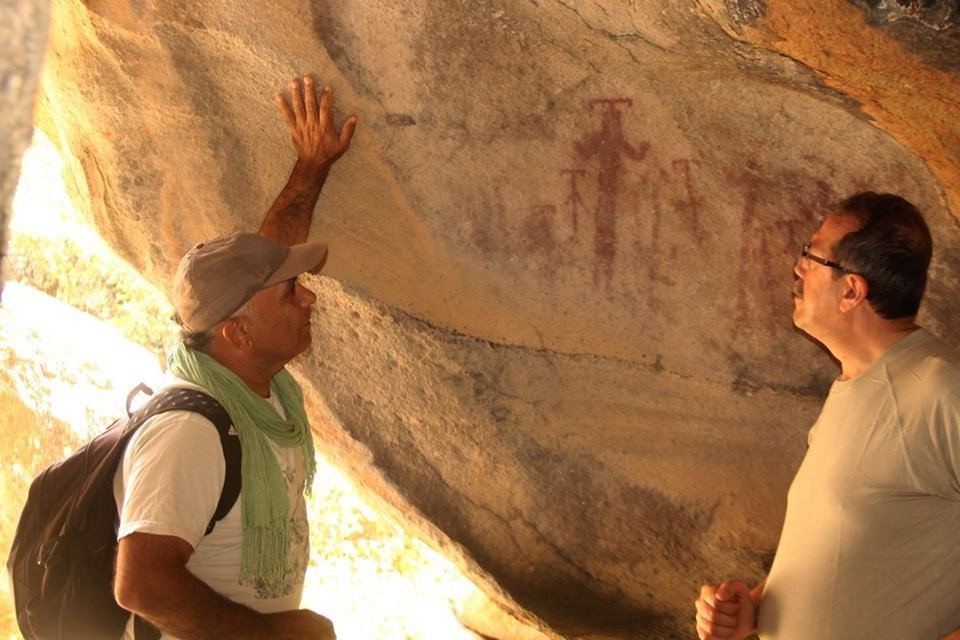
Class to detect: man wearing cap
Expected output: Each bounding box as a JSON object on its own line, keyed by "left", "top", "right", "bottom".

{"left": 112, "top": 77, "right": 356, "bottom": 640}
{"left": 694, "top": 193, "right": 960, "bottom": 640}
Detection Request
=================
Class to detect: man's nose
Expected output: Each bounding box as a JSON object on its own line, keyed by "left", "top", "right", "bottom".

{"left": 295, "top": 282, "right": 317, "bottom": 307}
{"left": 793, "top": 256, "right": 807, "bottom": 279}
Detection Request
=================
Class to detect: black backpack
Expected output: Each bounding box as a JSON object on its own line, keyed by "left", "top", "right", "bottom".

{"left": 6, "top": 385, "right": 242, "bottom": 640}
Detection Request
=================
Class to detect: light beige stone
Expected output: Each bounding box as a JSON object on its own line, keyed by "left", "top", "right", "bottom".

{"left": 1, "top": 0, "right": 50, "bottom": 289}
{"left": 12, "top": 0, "right": 960, "bottom": 637}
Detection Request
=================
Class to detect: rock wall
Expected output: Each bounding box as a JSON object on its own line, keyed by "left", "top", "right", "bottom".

{"left": 15, "top": 1, "right": 960, "bottom": 638}
{"left": 0, "top": 0, "right": 50, "bottom": 290}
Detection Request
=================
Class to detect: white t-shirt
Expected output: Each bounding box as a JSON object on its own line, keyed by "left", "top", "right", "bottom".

{"left": 112, "top": 378, "right": 310, "bottom": 640}
{"left": 757, "top": 330, "right": 960, "bottom": 639}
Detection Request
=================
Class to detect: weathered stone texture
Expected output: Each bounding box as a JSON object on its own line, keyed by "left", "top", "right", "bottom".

{"left": 1, "top": 0, "right": 50, "bottom": 290}
{"left": 10, "top": 0, "right": 960, "bottom": 637}
{"left": 854, "top": 0, "right": 959, "bottom": 30}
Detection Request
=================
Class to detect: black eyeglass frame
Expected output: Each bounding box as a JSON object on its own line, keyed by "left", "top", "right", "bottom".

{"left": 800, "top": 243, "right": 849, "bottom": 273}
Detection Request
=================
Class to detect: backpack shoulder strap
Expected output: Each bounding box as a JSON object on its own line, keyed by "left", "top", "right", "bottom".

{"left": 129, "top": 387, "right": 241, "bottom": 536}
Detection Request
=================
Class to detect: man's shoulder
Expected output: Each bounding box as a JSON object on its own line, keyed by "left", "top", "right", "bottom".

{"left": 889, "top": 330, "right": 960, "bottom": 407}
{"left": 127, "top": 374, "right": 214, "bottom": 412}
{"left": 133, "top": 376, "right": 226, "bottom": 438}
{"left": 909, "top": 330, "right": 960, "bottom": 380}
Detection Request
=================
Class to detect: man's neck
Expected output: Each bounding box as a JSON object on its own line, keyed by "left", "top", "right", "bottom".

{"left": 206, "top": 344, "right": 276, "bottom": 398}
{"left": 831, "top": 318, "right": 920, "bottom": 381}
{"left": 234, "top": 370, "right": 273, "bottom": 398}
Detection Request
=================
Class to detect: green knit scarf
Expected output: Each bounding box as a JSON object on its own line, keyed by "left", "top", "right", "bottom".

{"left": 167, "top": 342, "right": 316, "bottom": 591}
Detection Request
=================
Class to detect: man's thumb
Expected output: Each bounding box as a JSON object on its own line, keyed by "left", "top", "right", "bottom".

{"left": 716, "top": 581, "right": 745, "bottom": 603}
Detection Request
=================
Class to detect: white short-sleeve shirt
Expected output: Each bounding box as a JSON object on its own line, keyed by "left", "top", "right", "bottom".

{"left": 112, "top": 378, "right": 309, "bottom": 639}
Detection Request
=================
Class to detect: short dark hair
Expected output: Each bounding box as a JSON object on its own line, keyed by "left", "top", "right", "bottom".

{"left": 174, "top": 312, "right": 213, "bottom": 352}
{"left": 831, "top": 192, "right": 932, "bottom": 319}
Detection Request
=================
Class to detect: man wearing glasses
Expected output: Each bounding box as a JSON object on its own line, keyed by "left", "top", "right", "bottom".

{"left": 695, "top": 192, "right": 960, "bottom": 640}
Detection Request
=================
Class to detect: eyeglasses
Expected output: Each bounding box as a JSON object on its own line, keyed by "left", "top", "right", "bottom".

{"left": 800, "top": 243, "right": 848, "bottom": 273}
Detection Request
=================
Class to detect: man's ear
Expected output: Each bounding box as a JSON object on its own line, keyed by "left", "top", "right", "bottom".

{"left": 220, "top": 317, "right": 253, "bottom": 350}
{"left": 839, "top": 273, "right": 869, "bottom": 313}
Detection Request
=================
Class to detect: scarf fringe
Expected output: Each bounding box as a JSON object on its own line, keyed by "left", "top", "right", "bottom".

{"left": 241, "top": 525, "right": 292, "bottom": 592}
{"left": 168, "top": 343, "right": 316, "bottom": 589}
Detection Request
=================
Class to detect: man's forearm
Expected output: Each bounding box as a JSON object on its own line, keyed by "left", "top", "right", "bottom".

{"left": 259, "top": 77, "right": 357, "bottom": 247}
{"left": 257, "top": 158, "right": 330, "bottom": 245}
{"left": 118, "top": 560, "right": 273, "bottom": 639}
{"left": 125, "top": 566, "right": 334, "bottom": 640}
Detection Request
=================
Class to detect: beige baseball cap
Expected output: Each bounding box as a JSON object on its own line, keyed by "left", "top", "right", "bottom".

{"left": 173, "top": 232, "right": 328, "bottom": 333}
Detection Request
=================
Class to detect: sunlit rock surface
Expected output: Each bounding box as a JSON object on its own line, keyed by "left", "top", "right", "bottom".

{"left": 0, "top": 0, "right": 49, "bottom": 284}
{"left": 17, "top": 1, "right": 960, "bottom": 637}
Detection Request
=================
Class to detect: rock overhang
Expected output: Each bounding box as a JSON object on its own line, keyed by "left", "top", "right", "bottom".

{"left": 6, "top": 0, "right": 960, "bottom": 637}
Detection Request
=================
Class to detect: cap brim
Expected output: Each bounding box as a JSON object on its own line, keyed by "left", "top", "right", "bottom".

{"left": 264, "top": 241, "right": 328, "bottom": 287}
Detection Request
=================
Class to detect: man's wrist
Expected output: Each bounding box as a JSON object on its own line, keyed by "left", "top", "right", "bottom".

{"left": 293, "top": 156, "right": 333, "bottom": 180}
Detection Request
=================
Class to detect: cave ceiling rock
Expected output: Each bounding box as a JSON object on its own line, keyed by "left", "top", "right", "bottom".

{"left": 18, "top": 0, "right": 960, "bottom": 637}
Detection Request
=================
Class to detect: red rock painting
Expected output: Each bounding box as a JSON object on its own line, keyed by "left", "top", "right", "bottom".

{"left": 560, "top": 168, "right": 587, "bottom": 234}
{"left": 575, "top": 98, "right": 650, "bottom": 289}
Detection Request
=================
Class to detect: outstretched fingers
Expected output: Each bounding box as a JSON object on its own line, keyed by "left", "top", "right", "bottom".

{"left": 289, "top": 78, "right": 306, "bottom": 124}
{"left": 317, "top": 83, "right": 332, "bottom": 131}
{"left": 339, "top": 114, "right": 358, "bottom": 150}
{"left": 272, "top": 75, "right": 359, "bottom": 168}
{"left": 304, "top": 76, "right": 318, "bottom": 128}
{"left": 275, "top": 92, "right": 296, "bottom": 131}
